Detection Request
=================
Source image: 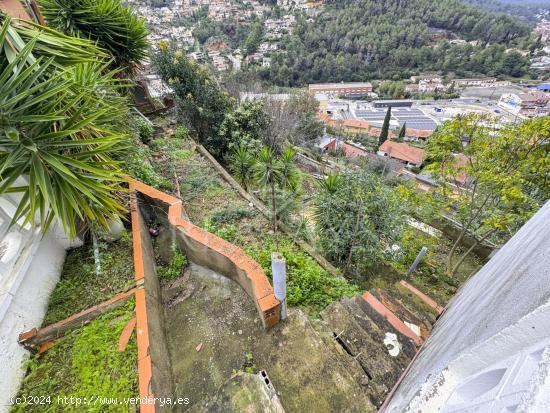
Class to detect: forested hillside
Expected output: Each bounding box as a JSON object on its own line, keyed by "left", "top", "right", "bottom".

{"left": 260, "top": 0, "right": 536, "bottom": 86}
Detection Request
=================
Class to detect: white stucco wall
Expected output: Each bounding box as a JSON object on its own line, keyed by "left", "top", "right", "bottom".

{"left": 0, "top": 225, "right": 75, "bottom": 412}
{"left": 384, "top": 201, "right": 550, "bottom": 413}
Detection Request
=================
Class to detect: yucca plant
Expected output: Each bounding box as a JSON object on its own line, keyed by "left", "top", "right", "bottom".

{"left": 37, "top": 0, "right": 149, "bottom": 71}
{"left": 0, "top": 17, "right": 129, "bottom": 237}
{"left": 0, "top": 13, "right": 107, "bottom": 66}
{"left": 253, "top": 146, "right": 300, "bottom": 234}
{"left": 229, "top": 145, "right": 255, "bottom": 192}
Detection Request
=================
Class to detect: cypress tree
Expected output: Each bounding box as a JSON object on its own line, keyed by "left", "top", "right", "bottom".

{"left": 378, "top": 106, "right": 391, "bottom": 147}
{"left": 397, "top": 122, "right": 406, "bottom": 142}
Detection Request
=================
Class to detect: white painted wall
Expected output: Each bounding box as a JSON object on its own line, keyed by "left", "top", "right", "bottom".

{"left": 0, "top": 191, "right": 77, "bottom": 412}
{"left": 384, "top": 201, "right": 550, "bottom": 413}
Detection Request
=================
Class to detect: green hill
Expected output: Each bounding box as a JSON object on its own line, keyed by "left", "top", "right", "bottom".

{"left": 259, "top": 0, "right": 536, "bottom": 86}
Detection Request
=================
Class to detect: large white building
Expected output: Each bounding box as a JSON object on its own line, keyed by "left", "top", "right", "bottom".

{"left": 498, "top": 92, "right": 550, "bottom": 118}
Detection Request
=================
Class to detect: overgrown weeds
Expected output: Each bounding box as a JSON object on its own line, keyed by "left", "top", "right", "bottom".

{"left": 13, "top": 302, "right": 137, "bottom": 413}
{"left": 42, "top": 231, "right": 135, "bottom": 326}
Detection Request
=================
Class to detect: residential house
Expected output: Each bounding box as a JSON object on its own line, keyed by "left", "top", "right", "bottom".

{"left": 404, "top": 128, "right": 433, "bottom": 141}
{"left": 341, "top": 119, "right": 371, "bottom": 134}
{"left": 419, "top": 79, "right": 447, "bottom": 93}
{"left": 405, "top": 84, "right": 419, "bottom": 94}
{"left": 377, "top": 140, "right": 426, "bottom": 168}
{"left": 318, "top": 137, "right": 369, "bottom": 159}
{"left": 453, "top": 78, "right": 511, "bottom": 89}
{"left": 188, "top": 52, "right": 205, "bottom": 63}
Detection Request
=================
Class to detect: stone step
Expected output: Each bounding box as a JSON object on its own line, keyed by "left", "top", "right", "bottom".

{"left": 359, "top": 292, "right": 423, "bottom": 347}
{"left": 399, "top": 280, "right": 444, "bottom": 315}
{"left": 370, "top": 288, "right": 431, "bottom": 339}
{"left": 320, "top": 297, "right": 416, "bottom": 408}
{"left": 388, "top": 281, "right": 440, "bottom": 327}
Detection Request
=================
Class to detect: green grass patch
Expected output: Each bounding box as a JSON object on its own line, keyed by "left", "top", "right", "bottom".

{"left": 125, "top": 142, "right": 173, "bottom": 190}
{"left": 42, "top": 231, "right": 135, "bottom": 326}
{"left": 181, "top": 168, "right": 223, "bottom": 200}
{"left": 13, "top": 302, "right": 137, "bottom": 413}
{"left": 172, "top": 149, "right": 194, "bottom": 161}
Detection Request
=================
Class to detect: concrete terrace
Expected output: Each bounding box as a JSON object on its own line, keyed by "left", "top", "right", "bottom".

{"left": 163, "top": 263, "right": 375, "bottom": 412}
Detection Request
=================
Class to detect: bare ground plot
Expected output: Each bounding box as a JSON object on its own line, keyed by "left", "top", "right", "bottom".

{"left": 163, "top": 264, "right": 375, "bottom": 413}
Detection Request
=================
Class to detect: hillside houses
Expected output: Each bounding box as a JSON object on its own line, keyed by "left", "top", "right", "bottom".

{"left": 318, "top": 112, "right": 433, "bottom": 142}
{"left": 378, "top": 140, "right": 426, "bottom": 168}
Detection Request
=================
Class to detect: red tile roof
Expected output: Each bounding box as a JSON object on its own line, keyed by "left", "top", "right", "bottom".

{"left": 379, "top": 140, "right": 426, "bottom": 165}
{"left": 342, "top": 118, "right": 371, "bottom": 130}
{"left": 317, "top": 111, "right": 332, "bottom": 124}
{"left": 406, "top": 128, "right": 432, "bottom": 139}
{"left": 450, "top": 153, "right": 470, "bottom": 185}
{"left": 342, "top": 142, "right": 369, "bottom": 158}
{"left": 368, "top": 127, "right": 396, "bottom": 139}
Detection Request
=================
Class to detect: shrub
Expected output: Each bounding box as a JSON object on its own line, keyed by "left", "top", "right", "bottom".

{"left": 175, "top": 126, "right": 189, "bottom": 140}
{"left": 157, "top": 244, "right": 188, "bottom": 282}
{"left": 247, "top": 238, "right": 360, "bottom": 315}
{"left": 211, "top": 206, "right": 254, "bottom": 225}
{"left": 136, "top": 118, "right": 154, "bottom": 143}
{"left": 125, "top": 142, "right": 173, "bottom": 190}
{"left": 202, "top": 218, "right": 241, "bottom": 244}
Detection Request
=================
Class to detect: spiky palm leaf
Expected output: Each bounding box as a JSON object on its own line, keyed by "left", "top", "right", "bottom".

{"left": 229, "top": 145, "right": 255, "bottom": 191}
{"left": 253, "top": 146, "right": 282, "bottom": 189}
{"left": 37, "top": 0, "right": 149, "bottom": 71}
{"left": 0, "top": 17, "right": 129, "bottom": 237}
{"left": 0, "top": 12, "right": 107, "bottom": 67}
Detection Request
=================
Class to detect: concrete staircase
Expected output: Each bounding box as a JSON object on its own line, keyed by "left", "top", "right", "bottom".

{"left": 319, "top": 281, "right": 443, "bottom": 408}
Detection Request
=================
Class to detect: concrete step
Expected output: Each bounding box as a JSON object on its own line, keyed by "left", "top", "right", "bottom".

{"left": 320, "top": 297, "right": 416, "bottom": 408}
{"left": 371, "top": 288, "right": 431, "bottom": 339}
{"left": 398, "top": 280, "right": 444, "bottom": 316}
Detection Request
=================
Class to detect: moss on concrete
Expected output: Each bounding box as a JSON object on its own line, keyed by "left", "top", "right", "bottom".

{"left": 164, "top": 264, "right": 375, "bottom": 413}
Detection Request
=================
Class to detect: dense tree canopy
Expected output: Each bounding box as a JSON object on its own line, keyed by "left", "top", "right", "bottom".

{"left": 463, "top": 0, "right": 550, "bottom": 25}
{"left": 154, "top": 47, "right": 233, "bottom": 157}
{"left": 425, "top": 114, "right": 549, "bottom": 275}
{"left": 314, "top": 172, "right": 408, "bottom": 274}
{"left": 259, "top": 0, "right": 535, "bottom": 86}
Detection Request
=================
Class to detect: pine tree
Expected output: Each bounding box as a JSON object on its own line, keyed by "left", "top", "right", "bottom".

{"left": 397, "top": 122, "right": 406, "bottom": 142}
{"left": 378, "top": 106, "right": 392, "bottom": 147}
